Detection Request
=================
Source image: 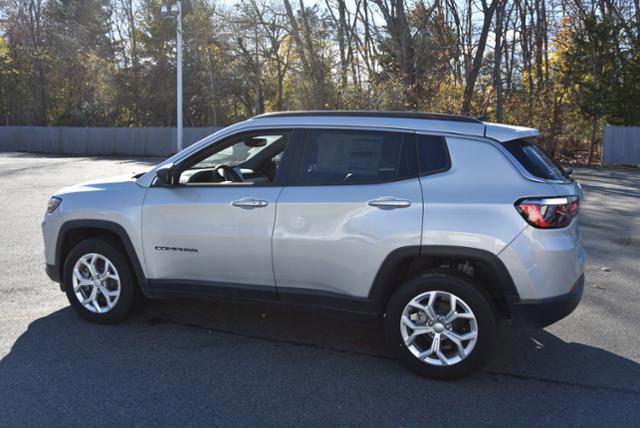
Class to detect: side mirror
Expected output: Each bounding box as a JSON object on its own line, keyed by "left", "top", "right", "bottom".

{"left": 155, "top": 163, "right": 176, "bottom": 186}
{"left": 563, "top": 167, "right": 573, "bottom": 177}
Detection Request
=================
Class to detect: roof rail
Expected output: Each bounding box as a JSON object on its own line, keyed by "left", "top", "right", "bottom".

{"left": 252, "top": 110, "right": 483, "bottom": 124}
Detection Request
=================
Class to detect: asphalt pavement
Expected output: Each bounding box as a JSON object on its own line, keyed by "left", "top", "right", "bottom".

{"left": 0, "top": 152, "right": 639, "bottom": 426}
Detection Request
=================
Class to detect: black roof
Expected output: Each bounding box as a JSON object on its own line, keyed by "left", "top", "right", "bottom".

{"left": 253, "top": 110, "right": 483, "bottom": 124}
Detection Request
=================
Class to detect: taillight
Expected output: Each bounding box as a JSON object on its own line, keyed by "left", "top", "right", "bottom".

{"left": 515, "top": 196, "right": 579, "bottom": 229}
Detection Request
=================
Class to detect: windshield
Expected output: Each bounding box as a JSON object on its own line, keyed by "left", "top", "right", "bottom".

{"left": 502, "top": 138, "right": 567, "bottom": 181}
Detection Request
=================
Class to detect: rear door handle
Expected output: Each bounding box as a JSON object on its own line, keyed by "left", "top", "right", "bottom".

{"left": 368, "top": 197, "right": 412, "bottom": 209}
{"left": 232, "top": 198, "right": 269, "bottom": 208}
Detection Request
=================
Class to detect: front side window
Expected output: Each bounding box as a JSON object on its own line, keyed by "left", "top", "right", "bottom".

{"left": 192, "top": 134, "right": 283, "bottom": 169}
{"left": 178, "top": 131, "right": 290, "bottom": 185}
{"left": 291, "top": 129, "right": 415, "bottom": 185}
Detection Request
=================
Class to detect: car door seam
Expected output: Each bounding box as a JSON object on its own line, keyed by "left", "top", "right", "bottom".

{"left": 139, "top": 186, "right": 153, "bottom": 279}
{"left": 414, "top": 132, "right": 425, "bottom": 254}
{"left": 271, "top": 185, "right": 286, "bottom": 299}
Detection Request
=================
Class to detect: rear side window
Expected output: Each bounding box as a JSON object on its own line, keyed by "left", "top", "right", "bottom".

{"left": 292, "top": 129, "right": 416, "bottom": 185}
{"left": 417, "top": 134, "right": 450, "bottom": 175}
{"left": 502, "top": 139, "right": 566, "bottom": 181}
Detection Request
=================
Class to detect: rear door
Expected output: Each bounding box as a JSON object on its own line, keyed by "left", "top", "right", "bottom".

{"left": 272, "top": 128, "right": 423, "bottom": 299}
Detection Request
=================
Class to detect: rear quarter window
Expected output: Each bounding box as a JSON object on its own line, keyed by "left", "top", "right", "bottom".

{"left": 502, "top": 138, "right": 567, "bottom": 181}
{"left": 417, "top": 134, "right": 450, "bottom": 175}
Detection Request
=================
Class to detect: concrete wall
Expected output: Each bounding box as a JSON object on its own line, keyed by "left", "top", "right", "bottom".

{"left": 602, "top": 125, "right": 640, "bottom": 166}
{"left": 0, "top": 126, "right": 221, "bottom": 157}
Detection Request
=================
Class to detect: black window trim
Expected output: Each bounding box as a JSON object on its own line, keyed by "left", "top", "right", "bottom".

{"left": 285, "top": 128, "right": 419, "bottom": 187}
{"left": 415, "top": 132, "right": 452, "bottom": 177}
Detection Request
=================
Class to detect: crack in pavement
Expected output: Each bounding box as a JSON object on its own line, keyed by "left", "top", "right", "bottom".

{"left": 146, "top": 316, "right": 640, "bottom": 397}
{"left": 146, "top": 316, "right": 390, "bottom": 361}
{"left": 484, "top": 370, "right": 640, "bottom": 397}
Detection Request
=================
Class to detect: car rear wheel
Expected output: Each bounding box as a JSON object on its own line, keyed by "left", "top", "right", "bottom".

{"left": 385, "top": 271, "right": 496, "bottom": 379}
{"left": 63, "top": 238, "right": 137, "bottom": 324}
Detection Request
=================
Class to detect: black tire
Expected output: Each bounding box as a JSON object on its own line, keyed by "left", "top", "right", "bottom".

{"left": 384, "top": 271, "right": 496, "bottom": 379}
{"left": 63, "top": 238, "right": 137, "bottom": 324}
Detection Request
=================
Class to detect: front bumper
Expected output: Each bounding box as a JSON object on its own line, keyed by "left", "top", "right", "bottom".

{"left": 45, "top": 263, "right": 61, "bottom": 283}
{"left": 510, "top": 274, "right": 584, "bottom": 328}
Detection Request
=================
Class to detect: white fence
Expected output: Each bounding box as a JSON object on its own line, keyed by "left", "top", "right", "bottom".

{"left": 602, "top": 125, "right": 640, "bottom": 166}
{"left": 0, "top": 126, "right": 221, "bottom": 157}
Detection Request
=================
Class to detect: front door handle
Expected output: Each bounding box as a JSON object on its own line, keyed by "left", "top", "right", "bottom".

{"left": 368, "top": 197, "right": 412, "bottom": 209}
{"left": 232, "top": 198, "right": 269, "bottom": 208}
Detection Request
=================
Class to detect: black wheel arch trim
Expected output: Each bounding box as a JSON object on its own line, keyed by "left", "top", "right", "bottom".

{"left": 368, "top": 245, "right": 520, "bottom": 315}
{"left": 54, "top": 219, "right": 148, "bottom": 288}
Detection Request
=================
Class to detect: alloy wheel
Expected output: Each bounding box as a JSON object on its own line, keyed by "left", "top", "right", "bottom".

{"left": 400, "top": 290, "right": 478, "bottom": 366}
{"left": 72, "top": 253, "right": 121, "bottom": 314}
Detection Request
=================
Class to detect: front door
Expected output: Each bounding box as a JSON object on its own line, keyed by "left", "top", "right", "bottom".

{"left": 142, "top": 130, "right": 294, "bottom": 295}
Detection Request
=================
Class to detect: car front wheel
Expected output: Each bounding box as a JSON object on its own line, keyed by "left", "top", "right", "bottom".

{"left": 63, "top": 238, "right": 137, "bottom": 324}
{"left": 385, "top": 271, "right": 497, "bottom": 379}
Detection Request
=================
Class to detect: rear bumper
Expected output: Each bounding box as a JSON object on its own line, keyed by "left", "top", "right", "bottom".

{"left": 510, "top": 274, "right": 584, "bottom": 328}
{"left": 498, "top": 221, "right": 586, "bottom": 300}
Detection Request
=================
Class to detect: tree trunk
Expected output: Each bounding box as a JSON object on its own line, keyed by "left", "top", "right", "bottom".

{"left": 283, "top": 0, "right": 325, "bottom": 108}
{"left": 493, "top": 0, "right": 505, "bottom": 122}
{"left": 372, "top": 0, "right": 416, "bottom": 108}
{"left": 299, "top": 0, "right": 326, "bottom": 108}
{"left": 462, "top": 0, "right": 498, "bottom": 115}
{"left": 283, "top": 0, "right": 310, "bottom": 73}
{"left": 588, "top": 118, "right": 598, "bottom": 164}
{"left": 206, "top": 52, "right": 218, "bottom": 127}
{"left": 337, "top": 0, "right": 349, "bottom": 90}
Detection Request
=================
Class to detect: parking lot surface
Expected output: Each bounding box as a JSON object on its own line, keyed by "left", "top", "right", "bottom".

{"left": 0, "top": 152, "right": 639, "bottom": 426}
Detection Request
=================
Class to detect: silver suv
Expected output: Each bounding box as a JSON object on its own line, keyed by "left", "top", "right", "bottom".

{"left": 42, "top": 112, "right": 585, "bottom": 379}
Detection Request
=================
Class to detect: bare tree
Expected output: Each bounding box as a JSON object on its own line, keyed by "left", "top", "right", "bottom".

{"left": 461, "top": 0, "right": 498, "bottom": 115}
{"left": 493, "top": 0, "right": 507, "bottom": 122}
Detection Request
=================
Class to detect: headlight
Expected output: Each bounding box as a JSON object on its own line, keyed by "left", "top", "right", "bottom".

{"left": 47, "top": 197, "right": 62, "bottom": 214}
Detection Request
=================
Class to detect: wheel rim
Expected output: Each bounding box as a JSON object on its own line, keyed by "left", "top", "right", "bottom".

{"left": 400, "top": 290, "right": 478, "bottom": 367}
{"left": 72, "top": 253, "right": 121, "bottom": 314}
